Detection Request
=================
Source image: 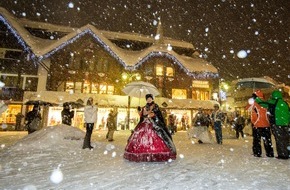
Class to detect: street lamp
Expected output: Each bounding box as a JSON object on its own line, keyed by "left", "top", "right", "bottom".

{"left": 219, "top": 78, "right": 229, "bottom": 111}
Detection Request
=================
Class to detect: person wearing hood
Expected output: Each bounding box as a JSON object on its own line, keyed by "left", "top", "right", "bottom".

{"left": 247, "top": 90, "right": 274, "bottom": 158}
{"left": 124, "top": 94, "right": 176, "bottom": 162}
{"left": 82, "top": 97, "right": 98, "bottom": 150}
{"left": 61, "top": 103, "right": 74, "bottom": 126}
{"left": 25, "top": 105, "right": 42, "bottom": 134}
{"left": 267, "top": 90, "right": 290, "bottom": 159}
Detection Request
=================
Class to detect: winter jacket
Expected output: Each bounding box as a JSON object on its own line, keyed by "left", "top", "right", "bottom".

{"left": 267, "top": 90, "right": 290, "bottom": 126}
{"left": 248, "top": 101, "right": 270, "bottom": 128}
{"left": 211, "top": 109, "right": 224, "bottom": 123}
{"left": 25, "top": 110, "right": 42, "bottom": 124}
{"left": 61, "top": 108, "right": 74, "bottom": 125}
{"left": 84, "top": 105, "right": 98, "bottom": 123}
{"left": 193, "top": 112, "right": 209, "bottom": 126}
{"left": 107, "top": 112, "right": 117, "bottom": 130}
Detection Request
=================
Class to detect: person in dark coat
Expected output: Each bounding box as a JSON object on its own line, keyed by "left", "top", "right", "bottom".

{"left": 234, "top": 113, "right": 245, "bottom": 139}
{"left": 106, "top": 109, "right": 117, "bottom": 141}
{"left": 61, "top": 103, "right": 74, "bottom": 126}
{"left": 25, "top": 105, "right": 42, "bottom": 134}
{"left": 191, "top": 108, "right": 212, "bottom": 144}
{"left": 168, "top": 114, "right": 177, "bottom": 135}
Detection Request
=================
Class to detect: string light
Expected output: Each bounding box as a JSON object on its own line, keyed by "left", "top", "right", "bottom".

{"left": 0, "top": 14, "right": 218, "bottom": 79}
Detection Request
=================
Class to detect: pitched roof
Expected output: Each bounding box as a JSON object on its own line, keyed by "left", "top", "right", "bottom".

{"left": 0, "top": 6, "right": 218, "bottom": 78}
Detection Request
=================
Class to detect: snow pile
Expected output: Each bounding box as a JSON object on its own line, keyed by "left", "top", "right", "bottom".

{"left": 11, "top": 124, "right": 85, "bottom": 151}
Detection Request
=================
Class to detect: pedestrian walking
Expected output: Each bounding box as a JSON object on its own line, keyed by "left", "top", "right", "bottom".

{"left": 168, "top": 114, "right": 177, "bottom": 135}
{"left": 210, "top": 104, "right": 224, "bottom": 144}
{"left": 189, "top": 108, "right": 212, "bottom": 144}
{"left": 106, "top": 109, "right": 117, "bottom": 141}
{"left": 234, "top": 113, "right": 245, "bottom": 139}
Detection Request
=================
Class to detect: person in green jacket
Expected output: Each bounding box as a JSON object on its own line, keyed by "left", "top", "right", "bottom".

{"left": 267, "top": 90, "right": 290, "bottom": 159}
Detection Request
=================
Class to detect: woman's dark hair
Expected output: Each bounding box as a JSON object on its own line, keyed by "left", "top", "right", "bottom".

{"left": 145, "top": 94, "right": 153, "bottom": 100}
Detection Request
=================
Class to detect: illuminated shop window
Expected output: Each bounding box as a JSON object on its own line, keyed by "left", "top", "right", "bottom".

{"left": 91, "top": 83, "right": 98, "bottom": 94}
{"left": 172, "top": 89, "right": 187, "bottom": 99}
{"left": 0, "top": 105, "right": 22, "bottom": 124}
{"left": 65, "top": 82, "right": 74, "bottom": 92}
{"left": 99, "top": 84, "right": 114, "bottom": 94}
{"left": 75, "top": 82, "right": 82, "bottom": 93}
{"left": 99, "top": 84, "right": 107, "bottom": 94}
{"left": 192, "top": 90, "right": 210, "bottom": 100}
{"left": 107, "top": 85, "right": 114, "bottom": 95}
{"left": 156, "top": 65, "right": 163, "bottom": 76}
{"left": 83, "top": 82, "right": 91, "bottom": 94}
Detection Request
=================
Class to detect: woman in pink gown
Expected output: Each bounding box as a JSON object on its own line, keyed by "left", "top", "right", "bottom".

{"left": 124, "top": 94, "right": 177, "bottom": 162}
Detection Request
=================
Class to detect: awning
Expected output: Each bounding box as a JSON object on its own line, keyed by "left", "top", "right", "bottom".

{"left": 23, "top": 91, "right": 219, "bottom": 109}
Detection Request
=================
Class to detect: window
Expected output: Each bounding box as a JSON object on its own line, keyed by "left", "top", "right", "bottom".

{"left": 172, "top": 89, "right": 187, "bottom": 99}
{"left": 99, "top": 84, "right": 114, "bottom": 94}
{"left": 25, "top": 77, "right": 38, "bottom": 91}
{"left": 91, "top": 83, "right": 98, "bottom": 94}
{"left": 65, "top": 82, "right": 74, "bottom": 92}
{"left": 192, "top": 90, "right": 210, "bottom": 100}
{"left": 0, "top": 75, "right": 20, "bottom": 87}
{"left": 156, "top": 65, "right": 163, "bottom": 76}
{"left": 83, "top": 82, "right": 91, "bottom": 93}
{"left": 107, "top": 85, "right": 114, "bottom": 95}
{"left": 166, "top": 67, "right": 174, "bottom": 77}
{"left": 75, "top": 82, "right": 82, "bottom": 93}
{"left": 99, "top": 84, "right": 107, "bottom": 94}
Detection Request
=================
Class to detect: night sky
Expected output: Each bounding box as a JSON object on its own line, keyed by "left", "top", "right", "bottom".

{"left": 0, "top": 0, "right": 289, "bottom": 85}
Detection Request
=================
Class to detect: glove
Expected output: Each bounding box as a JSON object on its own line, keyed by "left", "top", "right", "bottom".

{"left": 252, "top": 93, "right": 257, "bottom": 99}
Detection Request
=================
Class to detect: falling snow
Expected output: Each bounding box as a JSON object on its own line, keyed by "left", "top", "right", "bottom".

{"left": 0, "top": 0, "right": 288, "bottom": 84}
{"left": 0, "top": 125, "right": 289, "bottom": 189}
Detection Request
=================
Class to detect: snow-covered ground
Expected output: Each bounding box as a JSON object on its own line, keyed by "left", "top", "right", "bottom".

{"left": 0, "top": 125, "right": 289, "bottom": 190}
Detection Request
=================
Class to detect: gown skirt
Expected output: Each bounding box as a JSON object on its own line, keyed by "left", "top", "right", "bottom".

{"left": 124, "top": 119, "right": 176, "bottom": 162}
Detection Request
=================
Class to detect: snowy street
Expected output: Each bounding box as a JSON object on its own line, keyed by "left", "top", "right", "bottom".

{"left": 0, "top": 125, "right": 289, "bottom": 190}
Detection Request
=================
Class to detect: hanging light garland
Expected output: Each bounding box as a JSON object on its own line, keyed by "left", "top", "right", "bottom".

{"left": 0, "top": 14, "right": 218, "bottom": 79}
{"left": 0, "top": 15, "right": 36, "bottom": 62}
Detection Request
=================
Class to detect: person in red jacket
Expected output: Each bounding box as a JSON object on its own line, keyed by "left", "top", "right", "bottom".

{"left": 247, "top": 90, "right": 274, "bottom": 158}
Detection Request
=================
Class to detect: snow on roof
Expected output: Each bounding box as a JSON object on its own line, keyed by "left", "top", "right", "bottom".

{"left": 20, "top": 18, "right": 77, "bottom": 33}
{"left": 0, "top": 6, "right": 217, "bottom": 76}
{"left": 100, "top": 30, "right": 194, "bottom": 49}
